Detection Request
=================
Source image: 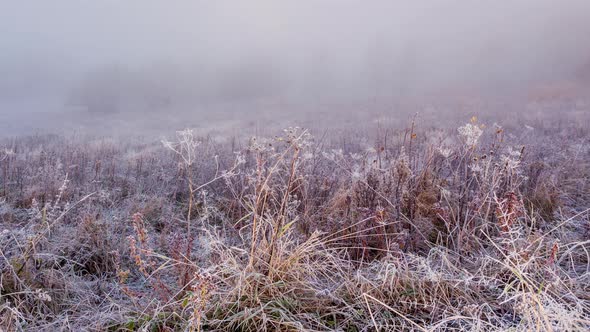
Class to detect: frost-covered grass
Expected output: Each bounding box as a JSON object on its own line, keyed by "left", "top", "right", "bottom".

{"left": 1, "top": 112, "right": 589, "bottom": 331}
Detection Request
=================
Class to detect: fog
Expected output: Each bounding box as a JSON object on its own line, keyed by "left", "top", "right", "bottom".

{"left": 1, "top": 1, "right": 590, "bottom": 135}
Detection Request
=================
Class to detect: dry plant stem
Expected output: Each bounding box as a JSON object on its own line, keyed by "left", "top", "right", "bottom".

{"left": 408, "top": 112, "right": 418, "bottom": 168}
{"left": 267, "top": 146, "right": 300, "bottom": 272}
{"left": 187, "top": 163, "right": 194, "bottom": 234}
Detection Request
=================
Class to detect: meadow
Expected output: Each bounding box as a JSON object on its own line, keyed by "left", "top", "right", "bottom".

{"left": 0, "top": 106, "right": 589, "bottom": 331}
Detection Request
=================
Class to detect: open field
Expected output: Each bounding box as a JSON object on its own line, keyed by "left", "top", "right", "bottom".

{"left": 1, "top": 106, "right": 589, "bottom": 331}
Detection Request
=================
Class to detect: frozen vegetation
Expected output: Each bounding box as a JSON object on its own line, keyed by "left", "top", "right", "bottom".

{"left": 1, "top": 107, "right": 589, "bottom": 331}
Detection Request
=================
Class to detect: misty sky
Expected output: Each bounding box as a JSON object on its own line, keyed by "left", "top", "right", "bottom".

{"left": 1, "top": 1, "right": 590, "bottom": 105}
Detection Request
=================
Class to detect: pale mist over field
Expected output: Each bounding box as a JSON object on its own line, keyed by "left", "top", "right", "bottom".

{"left": 1, "top": 0, "right": 590, "bottom": 136}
